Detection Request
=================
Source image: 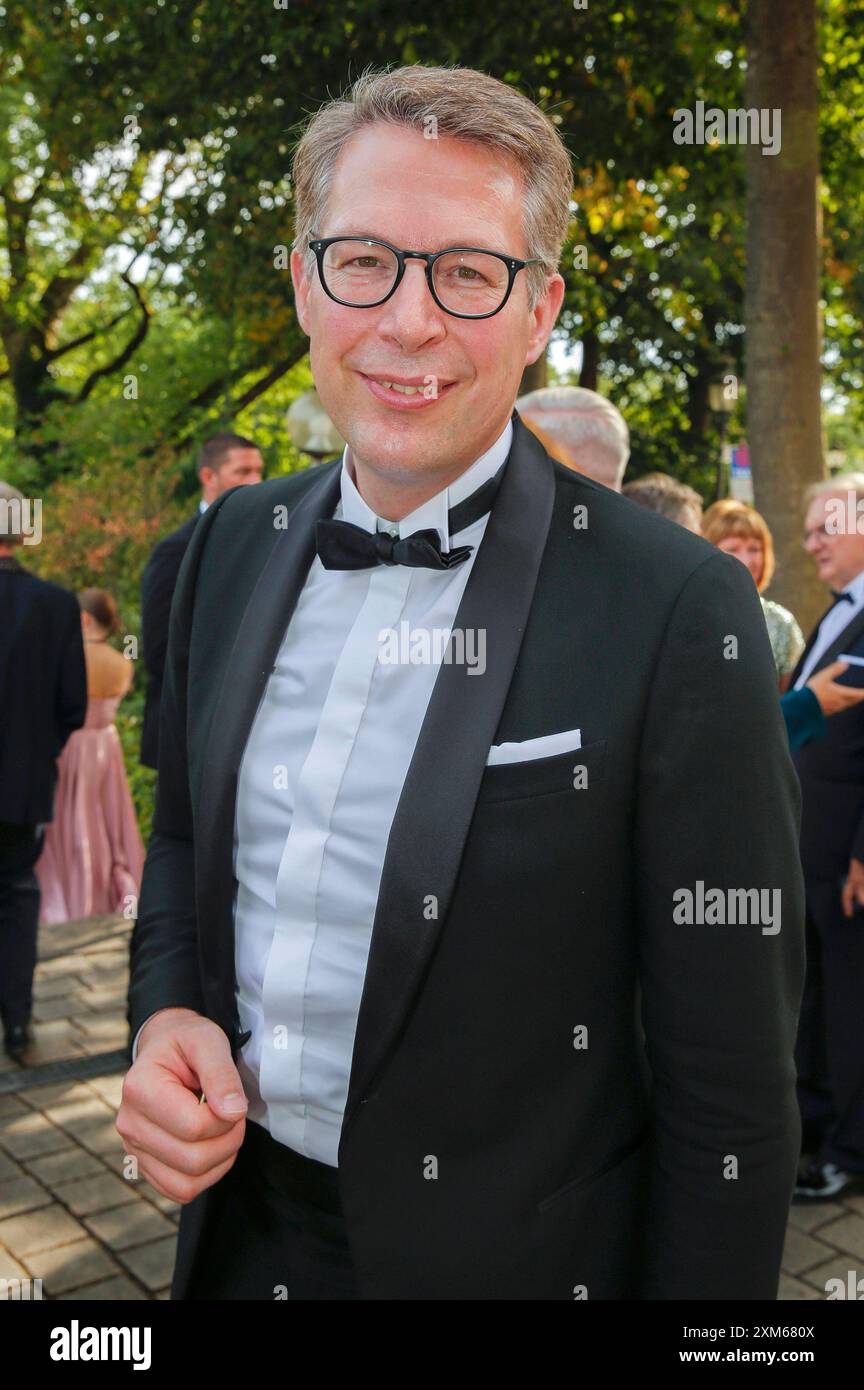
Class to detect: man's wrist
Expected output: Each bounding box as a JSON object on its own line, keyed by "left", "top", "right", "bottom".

{"left": 133, "top": 1007, "right": 202, "bottom": 1060}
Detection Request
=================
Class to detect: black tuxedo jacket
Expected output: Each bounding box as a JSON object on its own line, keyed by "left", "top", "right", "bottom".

{"left": 139, "top": 513, "right": 199, "bottom": 769}
{"left": 128, "top": 415, "right": 805, "bottom": 1300}
{"left": 0, "top": 559, "right": 87, "bottom": 826}
{"left": 790, "top": 594, "right": 864, "bottom": 879}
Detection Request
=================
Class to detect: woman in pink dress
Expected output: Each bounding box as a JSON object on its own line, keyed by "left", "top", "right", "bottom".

{"left": 36, "top": 588, "right": 144, "bottom": 923}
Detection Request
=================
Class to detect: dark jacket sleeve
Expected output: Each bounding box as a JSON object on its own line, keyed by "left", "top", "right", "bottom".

{"left": 127, "top": 503, "right": 230, "bottom": 1061}
{"left": 56, "top": 593, "right": 87, "bottom": 751}
{"left": 850, "top": 811, "right": 864, "bottom": 865}
{"left": 635, "top": 550, "right": 805, "bottom": 1299}
{"left": 781, "top": 685, "right": 826, "bottom": 753}
{"left": 140, "top": 532, "right": 187, "bottom": 687}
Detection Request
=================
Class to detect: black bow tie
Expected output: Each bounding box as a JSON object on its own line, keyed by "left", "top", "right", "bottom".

{"left": 831, "top": 589, "right": 854, "bottom": 604}
{"left": 316, "top": 461, "right": 506, "bottom": 572}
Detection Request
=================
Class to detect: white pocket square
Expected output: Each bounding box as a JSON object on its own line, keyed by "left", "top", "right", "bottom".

{"left": 486, "top": 727, "right": 581, "bottom": 766}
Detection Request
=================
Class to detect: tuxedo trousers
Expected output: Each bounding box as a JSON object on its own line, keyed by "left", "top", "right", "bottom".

{"left": 183, "top": 1118, "right": 360, "bottom": 1300}
{"left": 0, "top": 821, "right": 43, "bottom": 1031}
{"left": 795, "top": 875, "right": 864, "bottom": 1172}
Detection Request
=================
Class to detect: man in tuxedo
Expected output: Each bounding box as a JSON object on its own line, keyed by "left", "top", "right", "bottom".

{"left": 0, "top": 482, "right": 87, "bottom": 1062}
{"left": 120, "top": 65, "right": 804, "bottom": 1300}
{"left": 790, "top": 475, "right": 864, "bottom": 1201}
{"left": 139, "top": 432, "right": 263, "bottom": 768}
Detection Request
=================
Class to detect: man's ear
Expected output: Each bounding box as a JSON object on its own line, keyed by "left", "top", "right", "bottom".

{"left": 291, "top": 249, "right": 313, "bottom": 335}
{"left": 524, "top": 272, "right": 565, "bottom": 367}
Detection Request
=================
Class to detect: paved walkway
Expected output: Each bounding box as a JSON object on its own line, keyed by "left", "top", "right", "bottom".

{"left": 1, "top": 913, "right": 862, "bottom": 1300}
{"left": 0, "top": 915, "right": 178, "bottom": 1299}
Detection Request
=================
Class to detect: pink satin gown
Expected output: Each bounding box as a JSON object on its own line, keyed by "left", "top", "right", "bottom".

{"left": 35, "top": 694, "right": 145, "bottom": 924}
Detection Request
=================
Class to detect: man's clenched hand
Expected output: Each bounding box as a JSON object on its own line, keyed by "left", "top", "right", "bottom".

{"left": 116, "top": 1008, "right": 248, "bottom": 1203}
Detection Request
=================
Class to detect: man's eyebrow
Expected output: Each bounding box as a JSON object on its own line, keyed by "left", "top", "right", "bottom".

{"left": 322, "top": 230, "right": 512, "bottom": 253}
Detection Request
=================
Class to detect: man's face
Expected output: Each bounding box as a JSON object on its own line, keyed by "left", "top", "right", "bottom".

{"left": 291, "top": 123, "right": 565, "bottom": 494}
{"left": 200, "top": 448, "right": 264, "bottom": 502}
{"left": 804, "top": 492, "right": 864, "bottom": 590}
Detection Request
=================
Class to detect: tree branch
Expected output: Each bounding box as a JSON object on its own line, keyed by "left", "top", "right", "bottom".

{"left": 38, "top": 243, "right": 94, "bottom": 325}
{"left": 158, "top": 341, "right": 308, "bottom": 457}
{"left": 45, "top": 305, "right": 134, "bottom": 363}
{"left": 73, "top": 276, "right": 152, "bottom": 402}
{"left": 164, "top": 355, "right": 270, "bottom": 427}
{"left": 226, "top": 356, "right": 297, "bottom": 415}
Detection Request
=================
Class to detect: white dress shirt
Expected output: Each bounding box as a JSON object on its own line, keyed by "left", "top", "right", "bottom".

{"left": 220, "top": 419, "right": 512, "bottom": 1165}
{"left": 793, "top": 568, "right": 864, "bottom": 688}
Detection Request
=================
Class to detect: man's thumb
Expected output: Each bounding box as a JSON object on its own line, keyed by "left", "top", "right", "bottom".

{"left": 192, "top": 1032, "right": 248, "bottom": 1117}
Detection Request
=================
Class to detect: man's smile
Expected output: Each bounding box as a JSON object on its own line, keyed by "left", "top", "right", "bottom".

{"left": 356, "top": 370, "right": 459, "bottom": 409}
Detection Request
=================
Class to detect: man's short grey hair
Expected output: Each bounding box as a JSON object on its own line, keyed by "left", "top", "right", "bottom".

{"left": 621, "top": 472, "right": 703, "bottom": 528}
{"left": 516, "top": 386, "right": 630, "bottom": 490}
{"left": 0, "top": 480, "right": 25, "bottom": 545}
{"left": 291, "top": 65, "right": 574, "bottom": 311}
{"left": 804, "top": 472, "right": 864, "bottom": 511}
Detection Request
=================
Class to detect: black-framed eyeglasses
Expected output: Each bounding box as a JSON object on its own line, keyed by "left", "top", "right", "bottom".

{"left": 308, "top": 236, "right": 545, "bottom": 319}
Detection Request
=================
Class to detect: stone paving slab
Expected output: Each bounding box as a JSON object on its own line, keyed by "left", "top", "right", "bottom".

{"left": 3, "top": 910, "right": 864, "bottom": 1302}
{"left": 56, "top": 1274, "right": 148, "bottom": 1300}
{"left": 0, "top": 1174, "right": 54, "bottom": 1220}
{"left": 25, "top": 1236, "right": 124, "bottom": 1293}
{"left": 0, "top": 915, "right": 178, "bottom": 1300}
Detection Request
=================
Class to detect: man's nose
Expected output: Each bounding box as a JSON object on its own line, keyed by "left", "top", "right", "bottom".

{"left": 377, "top": 261, "right": 445, "bottom": 345}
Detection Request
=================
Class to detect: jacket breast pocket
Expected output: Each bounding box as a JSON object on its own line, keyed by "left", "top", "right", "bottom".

{"left": 476, "top": 737, "right": 607, "bottom": 805}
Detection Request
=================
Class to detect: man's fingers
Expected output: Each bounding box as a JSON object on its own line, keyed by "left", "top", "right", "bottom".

{"left": 118, "top": 1095, "right": 245, "bottom": 1178}
{"left": 132, "top": 1143, "right": 241, "bottom": 1205}
{"left": 122, "top": 1060, "right": 241, "bottom": 1143}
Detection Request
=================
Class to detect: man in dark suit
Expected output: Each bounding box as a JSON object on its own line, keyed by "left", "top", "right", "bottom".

{"left": 0, "top": 482, "right": 87, "bottom": 1062}
{"left": 139, "top": 433, "right": 263, "bottom": 768}
{"left": 789, "top": 475, "right": 864, "bottom": 1201}
{"left": 119, "top": 65, "right": 804, "bottom": 1300}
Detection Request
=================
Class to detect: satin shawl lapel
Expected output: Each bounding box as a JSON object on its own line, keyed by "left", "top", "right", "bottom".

{"left": 806, "top": 604, "right": 864, "bottom": 678}
{"left": 339, "top": 418, "right": 556, "bottom": 1152}
{"left": 789, "top": 597, "right": 862, "bottom": 686}
{"left": 195, "top": 463, "right": 341, "bottom": 1025}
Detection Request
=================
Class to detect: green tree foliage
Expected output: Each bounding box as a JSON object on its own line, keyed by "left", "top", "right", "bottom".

{"left": 3, "top": 0, "right": 862, "bottom": 494}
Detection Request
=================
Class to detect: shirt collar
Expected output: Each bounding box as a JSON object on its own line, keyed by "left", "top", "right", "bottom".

{"left": 199, "top": 498, "right": 209, "bottom": 515}
{"left": 836, "top": 569, "right": 864, "bottom": 606}
{"left": 339, "top": 418, "right": 513, "bottom": 550}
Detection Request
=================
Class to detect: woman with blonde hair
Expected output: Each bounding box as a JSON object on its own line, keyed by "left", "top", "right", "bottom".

{"left": 702, "top": 498, "right": 805, "bottom": 689}
{"left": 35, "top": 588, "right": 144, "bottom": 923}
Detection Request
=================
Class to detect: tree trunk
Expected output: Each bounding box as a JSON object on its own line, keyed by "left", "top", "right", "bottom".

{"left": 745, "top": 0, "right": 826, "bottom": 632}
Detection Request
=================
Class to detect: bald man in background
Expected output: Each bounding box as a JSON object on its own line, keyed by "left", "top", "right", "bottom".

{"left": 516, "top": 385, "right": 630, "bottom": 492}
